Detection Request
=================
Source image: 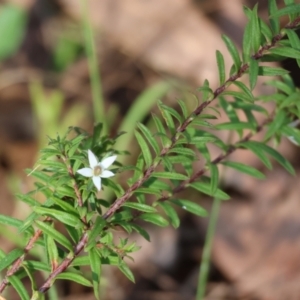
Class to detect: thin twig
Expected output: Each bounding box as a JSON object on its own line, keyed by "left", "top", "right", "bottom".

{"left": 0, "top": 217, "right": 51, "bottom": 293}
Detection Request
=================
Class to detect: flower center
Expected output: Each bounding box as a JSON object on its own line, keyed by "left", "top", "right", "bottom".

{"left": 93, "top": 165, "right": 102, "bottom": 176}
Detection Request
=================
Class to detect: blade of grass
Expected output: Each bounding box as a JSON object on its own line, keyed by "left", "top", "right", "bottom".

{"left": 80, "top": 0, "right": 106, "bottom": 134}
{"left": 103, "top": 81, "right": 172, "bottom": 201}
{"left": 115, "top": 81, "right": 171, "bottom": 162}
{"left": 196, "top": 131, "right": 234, "bottom": 300}
{"left": 196, "top": 197, "right": 222, "bottom": 300}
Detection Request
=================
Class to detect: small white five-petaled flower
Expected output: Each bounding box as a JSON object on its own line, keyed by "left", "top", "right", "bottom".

{"left": 77, "top": 149, "right": 117, "bottom": 191}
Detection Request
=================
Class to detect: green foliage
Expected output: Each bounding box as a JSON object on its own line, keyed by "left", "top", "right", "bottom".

{"left": 0, "top": 4, "right": 27, "bottom": 60}
{"left": 0, "top": 0, "right": 300, "bottom": 299}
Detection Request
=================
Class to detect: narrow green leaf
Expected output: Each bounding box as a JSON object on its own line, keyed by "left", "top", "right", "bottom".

{"left": 285, "top": 29, "right": 300, "bottom": 68}
{"left": 160, "top": 104, "right": 183, "bottom": 124}
{"left": 171, "top": 199, "right": 207, "bottom": 217}
{"left": 232, "top": 81, "right": 254, "bottom": 101}
{"left": 0, "top": 248, "right": 24, "bottom": 272}
{"left": 86, "top": 217, "right": 106, "bottom": 250}
{"left": 0, "top": 215, "right": 23, "bottom": 228}
{"left": 249, "top": 58, "right": 259, "bottom": 91}
{"left": 240, "top": 141, "right": 272, "bottom": 169}
{"left": 89, "top": 248, "right": 102, "bottom": 299}
{"left": 123, "top": 202, "right": 157, "bottom": 213}
{"left": 215, "top": 122, "right": 255, "bottom": 130}
{"left": 18, "top": 212, "right": 38, "bottom": 233}
{"left": 16, "top": 193, "right": 37, "bottom": 207}
{"left": 158, "top": 100, "right": 175, "bottom": 134}
{"left": 282, "top": 124, "right": 300, "bottom": 146}
{"left": 72, "top": 254, "right": 118, "bottom": 267}
{"left": 186, "top": 128, "right": 227, "bottom": 150}
{"left": 284, "top": 0, "right": 298, "bottom": 21}
{"left": 65, "top": 224, "right": 81, "bottom": 244}
{"left": 209, "top": 164, "right": 219, "bottom": 195}
{"left": 216, "top": 50, "right": 226, "bottom": 85}
{"left": 222, "top": 90, "right": 254, "bottom": 103}
{"left": 118, "top": 260, "right": 135, "bottom": 282}
{"left": 219, "top": 96, "right": 240, "bottom": 126}
{"left": 169, "top": 147, "right": 195, "bottom": 157}
{"left": 198, "top": 80, "right": 213, "bottom": 101}
{"left": 137, "top": 122, "right": 160, "bottom": 156}
{"left": 259, "top": 17, "right": 273, "bottom": 42}
{"left": 269, "top": 47, "right": 300, "bottom": 59}
{"left": 38, "top": 159, "right": 66, "bottom": 170}
{"left": 250, "top": 4, "right": 261, "bottom": 53}
{"left": 33, "top": 207, "right": 82, "bottom": 228}
{"left": 258, "top": 66, "right": 289, "bottom": 76}
{"left": 166, "top": 155, "right": 193, "bottom": 166}
{"left": 157, "top": 202, "right": 180, "bottom": 228}
{"left": 45, "top": 234, "right": 59, "bottom": 272}
{"left": 151, "top": 172, "right": 188, "bottom": 180}
{"left": 231, "top": 102, "right": 267, "bottom": 115}
{"left": 134, "top": 187, "right": 161, "bottom": 196}
{"left": 135, "top": 130, "right": 152, "bottom": 168}
{"left": 130, "top": 154, "right": 144, "bottom": 184}
{"left": 243, "top": 109, "right": 258, "bottom": 129}
{"left": 258, "top": 142, "right": 295, "bottom": 175}
{"left": 144, "top": 177, "right": 172, "bottom": 192}
{"left": 189, "top": 182, "right": 230, "bottom": 200}
{"left": 49, "top": 196, "right": 79, "bottom": 215}
{"left": 139, "top": 213, "right": 169, "bottom": 227}
{"left": 222, "top": 34, "right": 241, "bottom": 70}
{"left": 162, "top": 156, "right": 174, "bottom": 172}
{"left": 268, "top": 0, "right": 280, "bottom": 33}
{"left": 196, "top": 143, "right": 210, "bottom": 161}
{"left": 23, "top": 260, "right": 51, "bottom": 272}
{"left": 26, "top": 170, "right": 51, "bottom": 184}
{"left": 8, "top": 275, "right": 30, "bottom": 300}
{"left": 152, "top": 113, "right": 170, "bottom": 147}
{"left": 264, "top": 110, "right": 287, "bottom": 140}
{"left": 104, "top": 179, "right": 125, "bottom": 198}
{"left": 22, "top": 263, "right": 37, "bottom": 293}
{"left": 35, "top": 220, "right": 73, "bottom": 251}
{"left": 266, "top": 79, "right": 294, "bottom": 95}
{"left": 0, "top": 249, "right": 6, "bottom": 260}
{"left": 242, "top": 21, "right": 252, "bottom": 61}
{"left": 71, "top": 255, "right": 90, "bottom": 267}
{"left": 71, "top": 250, "right": 119, "bottom": 270}
{"left": 55, "top": 272, "right": 92, "bottom": 287}
{"left": 56, "top": 185, "right": 76, "bottom": 198}
{"left": 221, "top": 161, "right": 265, "bottom": 179}
{"left": 130, "top": 223, "right": 151, "bottom": 241}
{"left": 187, "top": 136, "right": 217, "bottom": 144}
{"left": 243, "top": 6, "right": 252, "bottom": 19}
{"left": 178, "top": 99, "right": 189, "bottom": 118}
{"left": 270, "top": 3, "right": 300, "bottom": 18}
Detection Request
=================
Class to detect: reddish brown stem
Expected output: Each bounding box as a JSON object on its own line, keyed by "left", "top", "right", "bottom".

{"left": 0, "top": 217, "right": 51, "bottom": 293}
{"left": 161, "top": 115, "right": 273, "bottom": 200}
{"left": 38, "top": 232, "right": 88, "bottom": 293}
{"left": 102, "top": 19, "right": 300, "bottom": 221}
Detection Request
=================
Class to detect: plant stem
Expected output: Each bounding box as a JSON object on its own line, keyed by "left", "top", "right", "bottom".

{"left": 80, "top": 0, "right": 107, "bottom": 134}
{"left": 196, "top": 196, "right": 221, "bottom": 300}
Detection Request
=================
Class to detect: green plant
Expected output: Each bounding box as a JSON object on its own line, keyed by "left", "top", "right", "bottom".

{"left": 0, "top": 3, "right": 28, "bottom": 61}
{"left": 1, "top": 1, "right": 300, "bottom": 299}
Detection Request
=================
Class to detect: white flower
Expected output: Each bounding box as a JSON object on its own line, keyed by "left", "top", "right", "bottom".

{"left": 77, "top": 149, "right": 117, "bottom": 191}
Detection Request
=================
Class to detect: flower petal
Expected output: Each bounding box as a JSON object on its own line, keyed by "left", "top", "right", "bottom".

{"left": 88, "top": 150, "right": 98, "bottom": 168}
{"left": 101, "top": 170, "right": 115, "bottom": 178}
{"left": 77, "top": 168, "right": 93, "bottom": 177}
{"left": 92, "top": 176, "right": 102, "bottom": 191}
{"left": 101, "top": 155, "right": 117, "bottom": 169}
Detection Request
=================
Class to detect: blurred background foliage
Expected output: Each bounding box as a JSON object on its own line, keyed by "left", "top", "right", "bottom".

{"left": 1, "top": 0, "right": 300, "bottom": 299}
